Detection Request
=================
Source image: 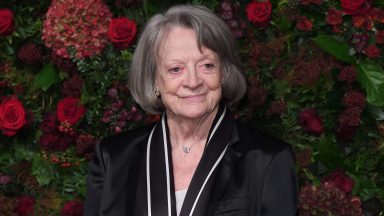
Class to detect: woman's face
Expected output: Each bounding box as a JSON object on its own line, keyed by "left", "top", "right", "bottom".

{"left": 155, "top": 27, "right": 222, "bottom": 119}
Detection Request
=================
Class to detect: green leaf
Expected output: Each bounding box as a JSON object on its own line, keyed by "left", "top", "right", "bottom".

{"left": 31, "top": 154, "right": 56, "bottom": 186}
{"left": 357, "top": 61, "right": 384, "bottom": 107}
{"left": 354, "top": 175, "right": 381, "bottom": 201}
{"left": 316, "top": 137, "right": 344, "bottom": 170}
{"left": 367, "top": 104, "right": 384, "bottom": 120}
{"left": 3, "top": 43, "right": 14, "bottom": 55}
{"left": 312, "top": 35, "right": 355, "bottom": 64}
{"left": 34, "top": 63, "right": 59, "bottom": 91}
{"left": 13, "top": 142, "right": 35, "bottom": 162}
{"left": 272, "top": 16, "right": 291, "bottom": 32}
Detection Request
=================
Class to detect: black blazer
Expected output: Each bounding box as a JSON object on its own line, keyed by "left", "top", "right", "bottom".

{"left": 84, "top": 122, "right": 298, "bottom": 216}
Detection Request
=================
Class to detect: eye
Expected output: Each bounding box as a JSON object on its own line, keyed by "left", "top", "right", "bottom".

{"left": 199, "top": 63, "right": 216, "bottom": 73}
{"left": 168, "top": 66, "right": 183, "bottom": 74}
{"left": 203, "top": 63, "right": 215, "bottom": 70}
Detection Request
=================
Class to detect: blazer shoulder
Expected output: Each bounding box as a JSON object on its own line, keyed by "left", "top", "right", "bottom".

{"left": 98, "top": 123, "right": 155, "bottom": 154}
{"left": 235, "top": 122, "right": 293, "bottom": 155}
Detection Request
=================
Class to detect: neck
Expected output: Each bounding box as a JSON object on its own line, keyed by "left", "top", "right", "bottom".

{"left": 166, "top": 106, "right": 219, "bottom": 149}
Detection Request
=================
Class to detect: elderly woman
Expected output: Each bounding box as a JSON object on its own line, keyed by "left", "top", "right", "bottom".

{"left": 84, "top": 4, "right": 298, "bottom": 216}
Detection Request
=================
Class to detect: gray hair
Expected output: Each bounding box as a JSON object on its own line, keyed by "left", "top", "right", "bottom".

{"left": 129, "top": 4, "right": 246, "bottom": 114}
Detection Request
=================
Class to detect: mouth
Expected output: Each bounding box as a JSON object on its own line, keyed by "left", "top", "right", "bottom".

{"left": 180, "top": 93, "right": 207, "bottom": 101}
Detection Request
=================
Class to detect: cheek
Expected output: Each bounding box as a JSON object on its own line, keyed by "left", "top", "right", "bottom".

{"left": 205, "top": 75, "right": 222, "bottom": 90}
{"left": 157, "top": 76, "right": 180, "bottom": 94}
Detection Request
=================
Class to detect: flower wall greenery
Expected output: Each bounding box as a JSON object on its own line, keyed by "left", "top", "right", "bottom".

{"left": 1, "top": 0, "right": 384, "bottom": 215}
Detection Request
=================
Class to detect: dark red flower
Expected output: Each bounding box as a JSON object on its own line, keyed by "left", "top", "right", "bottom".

{"left": 17, "top": 43, "right": 43, "bottom": 65}
{"left": 338, "top": 107, "right": 362, "bottom": 127}
{"left": 296, "top": 16, "right": 313, "bottom": 31}
{"left": 342, "top": 90, "right": 366, "bottom": 109}
{"left": 338, "top": 66, "right": 357, "bottom": 84}
{"left": 108, "top": 17, "right": 137, "bottom": 49}
{"left": 298, "top": 108, "right": 324, "bottom": 136}
{"left": 326, "top": 8, "right": 343, "bottom": 25}
{"left": 76, "top": 133, "right": 96, "bottom": 159}
{"left": 376, "top": 30, "right": 384, "bottom": 44}
{"left": 369, "top": 8, "right": 384, "bottom": 23}
{"left": 364, "top": 44, "right": 380, "bottom": 58}
{"left": 299, "top": 182, "right": 363, "bottom": 215}
{"left": 322, "top": 169, "right": 355, "bottom": 193}
{"left": 51, "top": 52, "right": 78, "bottom": 74}
{"left": 39, "top": 132, "right": 72, "bottom": 151}
{"left": 56, "top": 97, "right": 85, "bottom": 125}
{"left": 245, "top": 1, "right": 272, "bottom": 27}
{"left": 0, "top": 96, "right": 27, "bottom": 136}
{"left": 341, "top": 0, "right": 372, "bottom": 15}
{"left": 15, "top": 196, "right": 35, "bottom": 216}
{"left": 60, "top": 200, "right": 83, "bottom": 216}
{"left": 40, "top": 112, "right": 58, "bottom": 133}
{"left": 0, "top": 8, "right": 14, "bottom": 37}
{"left": 352, "top": 15, "right": 373, "bottom": 31}
{"left": 335, "top": 124, "right": 359, "bottom": 142}
{"left": 61, "top": 75, "right": 83, "bottom": 97}
{"left": 248, "top": 86, "right": 267, "bottom": 107}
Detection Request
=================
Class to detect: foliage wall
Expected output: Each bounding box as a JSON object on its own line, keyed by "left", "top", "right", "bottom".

{"left": 1, "top": 0, "right": 384, "bottom": 215}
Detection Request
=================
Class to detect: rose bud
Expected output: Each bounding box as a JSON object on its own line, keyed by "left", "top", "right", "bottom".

{"left": 298, "top": 108, "right": 324, "bottom": 136}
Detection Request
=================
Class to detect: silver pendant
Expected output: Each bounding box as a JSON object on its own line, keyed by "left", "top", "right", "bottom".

{"left": 183, "top": 146, "right": 191, "bottom": 153}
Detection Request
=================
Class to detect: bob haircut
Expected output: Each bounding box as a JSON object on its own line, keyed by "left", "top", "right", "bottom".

{"left": 129, "top": 4, "right": 246, "bottom": 114}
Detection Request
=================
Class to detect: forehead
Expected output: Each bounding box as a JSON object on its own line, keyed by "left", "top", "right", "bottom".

{"left": 156, "top": 26, "right": 218, "bottom": 62}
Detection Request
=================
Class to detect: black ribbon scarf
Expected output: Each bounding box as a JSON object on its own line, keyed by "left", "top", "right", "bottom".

{"left": 136, "top": 105, "right": 235, "bottom": 216}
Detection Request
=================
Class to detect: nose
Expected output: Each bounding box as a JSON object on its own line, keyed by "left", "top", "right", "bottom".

{"left": 184, "top": 66, "right": 203, "bottom": 89}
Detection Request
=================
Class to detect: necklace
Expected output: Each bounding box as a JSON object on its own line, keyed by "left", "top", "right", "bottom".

{"left": 182, "top": 140, "right": 201, "bottom": 154}
{"left": 183, "top": 146, "right": 191, "bottom": 153}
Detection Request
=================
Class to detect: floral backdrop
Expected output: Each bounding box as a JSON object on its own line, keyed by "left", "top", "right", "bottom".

{"left": 0, "top": 0, "right": 384, "bottom": 215}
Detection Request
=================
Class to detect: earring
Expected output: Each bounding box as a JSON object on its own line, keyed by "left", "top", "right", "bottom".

{"left": 221, "top": 79, "right": 225, "bottom": 86}
{"left": 154, "top": 87, "right": 160, "bottom": 97}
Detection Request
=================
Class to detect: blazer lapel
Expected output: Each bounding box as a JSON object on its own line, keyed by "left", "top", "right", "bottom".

{"left": 207, "top": 123, "right": 243, "bottom": 215}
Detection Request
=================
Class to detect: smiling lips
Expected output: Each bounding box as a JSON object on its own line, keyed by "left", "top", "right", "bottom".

{"left": 180, "top": 93, "right": 207, "bottom": 102}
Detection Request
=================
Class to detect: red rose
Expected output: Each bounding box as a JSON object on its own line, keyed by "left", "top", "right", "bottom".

{"left": 108, "top": 17, "right": 137, "bottom": 49}
{"left": 0, "top": 8, "right": 14, "bottom": 37}
{"left": 341, "top": 0, "right": 372, "bottom": 15}
{"left": 298, "top": 108, "right": 324, "bottom": 136}
{"left": 296, "top": 16, "right": 313, "bottom": 31}
{"left": 376, "top": 30, "right": 384, "bottom": 44}
{"left": 56, "top": 97, "right": 85, "bottom": 125}
{"left": 0, "top": 96, "right": 27, "bottom": 136}
{"left": 323, "top": 169, "right": 355, "bottom": 193}
{"left": 60, "top": 200, "right": 83, "bottom": 216}
{"left": 246, "top": 1, "right": 272, "bottom": 27}
{"left": 326, "top": 8, "right": 343, "bottom": 25}
{"left": 364, "top": 44, "right": 380, "bottom": 58}
{"left": 15, "top": 196, "right": 35, "bottom": 216}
